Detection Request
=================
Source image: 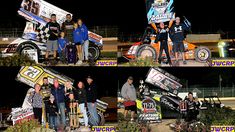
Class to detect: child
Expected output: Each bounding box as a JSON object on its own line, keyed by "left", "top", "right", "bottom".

{"left": 69, "top": 92, "right": 79, "bottom": 130}
{"left": 48, "top": 95, "right": 58, "bottom": 130}
{"left": 58, "top": 32, "right": 68, "bottom": 63}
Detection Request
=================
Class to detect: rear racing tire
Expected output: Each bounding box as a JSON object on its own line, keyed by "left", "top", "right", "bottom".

{"left": 195, "top": 46, "right": 211, "bottom": 63}
{"left": 89, "top": 42, "right": 101, "bottom": 61}
{"left": 135, "top": 44, "right": 157, "bottom": 61}
{"left": 88, "top": 110, "right": 105, "bottom": 126}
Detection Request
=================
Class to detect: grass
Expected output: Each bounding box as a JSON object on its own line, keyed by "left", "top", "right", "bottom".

{"left": 100, "top": 51, "right": 117, "bottom": 59}
{"left": 120, "top": 57, "right": 160, "bottom": 67}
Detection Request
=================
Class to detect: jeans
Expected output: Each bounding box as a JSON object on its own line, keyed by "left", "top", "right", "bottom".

{"left": 79, "top": 103, "right": 88, "bottom": 126}
{"left": 59, "top": 51, "right": 66, "bottom": 63}
{"left": 87, "top": 102, "right": 99, "bottom": 126}
{"left": 82, "top": 40, "right": 89, "bottom": 60}
{"left": 58, "top": 102, "right": 66, "bottom": 126}
{"left": 49, "top": 116, "right": 58, "bottom": 129}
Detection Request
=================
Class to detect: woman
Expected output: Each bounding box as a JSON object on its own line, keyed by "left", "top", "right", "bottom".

{"left": 73, "top": 23, "right": 83, "bottom": 65}
{"left": 77, "top": 19, "right": 89, "bottom": 63}
{"left": 75, "top": 81, "right": 89, "bottom": 128}
{"left": 28, "top": 83, "right": 43, "bottom": 124}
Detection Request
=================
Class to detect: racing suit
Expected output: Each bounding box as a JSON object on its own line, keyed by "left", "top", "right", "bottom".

{"left": 185, "top": 98, "right": 200, "bottom": 122}
{"left": 158, "top": 27, "right": 171, "bottom": 64}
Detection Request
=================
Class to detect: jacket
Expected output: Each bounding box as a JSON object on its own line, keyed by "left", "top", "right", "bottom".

{"left": 170, "top": 23, "right": 189, "bottom": 42}
{"left": 121, "top": 82, "right": 137, "bottom": 101}
{"left": 85, "top": 83, "right": 97, "bottom": 103}
{"left": 51, "top": 85, "right": 65, "bottom": 104}
{"left": 74, "top": 88, "right": 87, "bottom": 104}
{"left": 73, "top": 24, "right": 88, "bottom": 43}
{"left": 48, "top": 101, "right": 58, "bottom": 116}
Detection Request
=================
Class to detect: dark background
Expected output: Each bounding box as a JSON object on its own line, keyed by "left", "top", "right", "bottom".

{"left": 0, "top": 67, "right": 117, "bottom": 108}
{"left": 118, "top": 67, "right": 235, "bottom": 91}
{"left": 0, "top": 0, "right": 234, "bottom": 35}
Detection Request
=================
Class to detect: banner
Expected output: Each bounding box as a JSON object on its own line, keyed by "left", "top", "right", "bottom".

{"left": 138, "top": 97, "right": 161, "bottom": 123}
{"left": 145, "top": 68, "right": 182, "bottom": 95}
{"left": 11, "top": 107, "right": 34, "bottom": 125}
{"left": 146, "top": 0, "right": 175, "bottom": 23}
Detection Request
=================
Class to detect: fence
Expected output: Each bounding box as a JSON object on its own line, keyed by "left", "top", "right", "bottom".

{"left": 178, "top": 87, "right": 235, "bottom": 98}
{"left": 88, "top": 26, "right": 118, "bottom": 38}
{"left": 0, "top": 28, "right": 23, "bottom": 38}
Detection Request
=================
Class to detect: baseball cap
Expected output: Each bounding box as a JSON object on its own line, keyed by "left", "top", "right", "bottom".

{"left": 87, "top": 76, "right": 93, "bottom": 79}
{"left": 128, "top": 76, "right": 134, "bottom": 80}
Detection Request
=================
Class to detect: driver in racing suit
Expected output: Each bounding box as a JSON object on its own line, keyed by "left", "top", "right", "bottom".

{"left": 185, "top": 92, "right": 200, "bottom": 122}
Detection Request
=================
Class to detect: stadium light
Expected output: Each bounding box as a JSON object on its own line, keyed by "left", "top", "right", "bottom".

{"left": 218, "top": 41, "right": 226, "bottom": 57}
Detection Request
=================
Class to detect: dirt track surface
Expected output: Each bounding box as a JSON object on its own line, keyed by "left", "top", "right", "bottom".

{"left": 149, "top": 119, "right": 176, "bottom": 132}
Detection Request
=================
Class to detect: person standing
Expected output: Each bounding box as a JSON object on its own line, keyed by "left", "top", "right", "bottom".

{"left": 48, "top": 95, "right": 58, "bottom": 130}
{"left": 58, "top": 32, "right": 68, "bottom": 63}
{"left": 185, "top": 92, "right": 200, "bottom": 122}
{"left": 152, "top": 22, "right": 173, "bottom": 65}
{"left": 73, "top": 23, "right": 83, "bottom": 65}
{"left": 75, "top": 81, "right": 89, "bottom": 128}
{"left": 85, "top": 76, "right": 99, "bottom": 126}
{"left": 61, "top": 14, "right": 74, "bottom": 42}
{"left": 170, "top": 17, "right": 190, "bottom": 65}
{"left": 45, "top": 14, "right": 60, "bottom": 64}
{"left": 28, "top": 83, "right": 43, "bottom": 124}
{"left": 51, "top": 78, "right": 66, "bottom": 127}
{"left": 40, "top": 77, "right": 52, "bottom": 126}
{"left": 121, "top": 76, "right": 137, "bottom": 122}
{"left": 77, "top": 19, "right": 89, "bottom": 63}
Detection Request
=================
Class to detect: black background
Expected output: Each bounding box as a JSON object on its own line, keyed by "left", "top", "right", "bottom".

{"left": 0, "top": 0, "right": 234, "bottom": 34}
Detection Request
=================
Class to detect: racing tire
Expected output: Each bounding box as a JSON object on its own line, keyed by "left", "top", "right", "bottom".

{"left": 16, "top": 41, "right": 40, "bottom": 56}
{"left": 135, "top": 44, "right": 157, "bottom": 61}
{"left": 16, "top": 41, "right": 40, "bottom": 63}
{"left": 88, "top": 110, "right": 105, "bottom": 126}
{"left": 89, "top": 42, "right": 101, "bottom": 61}
{"left": 195, "top": 46, "right": 211, "bottom": 63}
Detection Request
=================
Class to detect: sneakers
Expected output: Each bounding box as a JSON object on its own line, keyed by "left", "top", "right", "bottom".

{"left": 130, "top": 118, "right": 135, "bottom": 123}
{"left": 76, "top": 60, "right": 83, "bottom": 65}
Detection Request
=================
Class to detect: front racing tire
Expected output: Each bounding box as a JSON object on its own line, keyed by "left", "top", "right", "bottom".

{"left": 194, "top": 46, "right": 211, "bottom": 63}
{"left": 135, "top": 44, "right": 157, "bottom": 61}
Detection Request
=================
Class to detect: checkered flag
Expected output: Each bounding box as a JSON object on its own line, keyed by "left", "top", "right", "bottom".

{"left": 36, "top": 23, "right": 50, "bottom": 43}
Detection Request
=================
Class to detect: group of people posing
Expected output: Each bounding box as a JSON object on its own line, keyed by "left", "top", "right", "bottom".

{"left": 151, "top": 16, "right": 190, "bottom": 65}
{"left": 44, "top": 14, "right": 89, "bottom": 65}
{"left": 28, "top": 76, "right": 99, "bottom": 130}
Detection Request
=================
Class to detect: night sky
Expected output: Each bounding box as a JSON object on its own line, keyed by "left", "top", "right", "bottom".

{"left": 0, "top": 67, "right": 235, "bottom": 108}
{"left": 0, "top": 0, "right": 234, "bottom": 34}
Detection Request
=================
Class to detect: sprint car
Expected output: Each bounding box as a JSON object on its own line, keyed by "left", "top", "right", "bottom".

{"left": 124, "top": 27, "right": 211, "bottom": 63}
{"left": 11, "top": 66, "right": 108, "bottom": 126}
{"left": 1, "top": 0, "right": 103, "bottom": 61}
